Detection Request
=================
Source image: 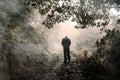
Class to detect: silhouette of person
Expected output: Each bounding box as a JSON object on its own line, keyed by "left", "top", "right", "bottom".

{"left": 62, "top": 36, "right": 71, "bottom": 64}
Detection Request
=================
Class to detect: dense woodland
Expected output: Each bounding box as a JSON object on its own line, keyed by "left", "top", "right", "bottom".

{"left": 0, "top": 0, "right": 120, "bottom": 80}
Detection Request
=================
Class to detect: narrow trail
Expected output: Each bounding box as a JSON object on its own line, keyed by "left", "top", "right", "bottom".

{"left": 46, "top": 57, "right": 108, "bottom": 80}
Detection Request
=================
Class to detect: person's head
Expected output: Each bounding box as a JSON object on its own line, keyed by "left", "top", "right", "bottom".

{"left": 65, "top": 36, "right": 68, "bottom": 38}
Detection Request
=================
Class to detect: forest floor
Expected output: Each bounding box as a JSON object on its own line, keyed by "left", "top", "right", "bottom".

{"left": 46, "top": 56, "right": 112, "bottom": 80}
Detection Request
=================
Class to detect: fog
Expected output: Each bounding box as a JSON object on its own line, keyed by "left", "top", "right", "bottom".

{"left": 29, "top": 7, "right": 117, "bottom": 55}
{"left": 0, "top": 0, "right": 120, "bottom": 79}
{"left": 0, "top": 0, "right": 118, "bottom": 58}
{"left": 46, "top": 21, "right": 104, "bottom": 53}
{"left": 0, "top": 0, "right": 119, "bottom": 57}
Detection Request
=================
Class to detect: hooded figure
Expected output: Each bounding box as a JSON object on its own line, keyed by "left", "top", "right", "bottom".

{"left": 62, "top": 36, "right": 71, "bottom": 64}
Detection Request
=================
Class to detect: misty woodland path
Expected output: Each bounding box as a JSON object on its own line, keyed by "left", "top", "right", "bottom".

{"left": 46, "top": 57, "right": 107, "bottom": 80}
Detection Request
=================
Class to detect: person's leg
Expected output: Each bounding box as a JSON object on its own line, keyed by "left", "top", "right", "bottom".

{"left": 64, "top": 49, "right": 67, "bottom": 64}
{"left": 67, "top": 49, "right": 70, "bottom": 62}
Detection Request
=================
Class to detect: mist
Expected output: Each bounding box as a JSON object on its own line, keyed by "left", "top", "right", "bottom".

{"left": 0, "top": 0, "right": 117, "bottom": 57}
{"left": 0, "top": 0, "right": 119, "bottom": 80}
{"left": 28, "top": 6, "right": 118, "bottom": 56}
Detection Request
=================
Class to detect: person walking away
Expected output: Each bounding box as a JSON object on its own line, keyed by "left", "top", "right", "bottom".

{"left": 62, "top": 36, "right": 71, "bottom": 64}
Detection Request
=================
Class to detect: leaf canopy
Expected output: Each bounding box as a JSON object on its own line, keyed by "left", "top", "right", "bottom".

{"left": 25, "top": 0, "right": 120, "bottom": 28}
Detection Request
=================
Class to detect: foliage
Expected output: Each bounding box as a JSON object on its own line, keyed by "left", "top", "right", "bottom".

{"left": 94, "top": 27, "right": 120, "bottom": 77}
{"left": 54, "top": 56, "right": 109, "bottom": 80}
{"left": 80, "top": 57, "right": 109, "bottom": 77}
{"left": 1, "top": 0, "right": 120, "bottom": 80}
{"left": 24, "top": 0, "right": 120, "bottom": 28}
{"left": 0, "top": 6, "right": 49, "bottom": 80}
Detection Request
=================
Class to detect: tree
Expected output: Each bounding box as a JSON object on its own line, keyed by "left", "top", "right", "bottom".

{"left": 25, "top": 0, "right": 119, "bottom": 28}
{"left": 94, "top": 27, "right": 120, "bottom": 77}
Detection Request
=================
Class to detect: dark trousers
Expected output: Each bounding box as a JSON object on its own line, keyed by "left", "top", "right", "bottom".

{"left": 63, "top": 48, "right": 70, "bottom": 64}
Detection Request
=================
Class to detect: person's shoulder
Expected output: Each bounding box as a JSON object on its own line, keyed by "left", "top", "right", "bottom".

{"left": 62, "top": 38, "right": 65, "bottom": 40}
